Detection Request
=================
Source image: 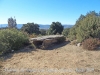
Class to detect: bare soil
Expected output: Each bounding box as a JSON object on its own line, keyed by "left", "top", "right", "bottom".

{"left": 0, "top": 42, "right": 100, "bottom": 75}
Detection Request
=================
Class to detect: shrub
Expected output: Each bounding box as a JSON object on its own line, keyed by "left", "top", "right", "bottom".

{"left": 68, "top": 11, "right": 100, "bottom": 42}
{"left": 68, "top": 27, "right": 76, "bottom": 41}
{"left": 82, "top": 38, "right": 100, "bottom": 50}
{"left": 40, "top": 29, "right": 46, "bottom": 35}
{"left": 62, "top": 28, "right": 70, "bottom": 37}
{"left": 70, "top": 40, "right": 78, "bottom": 45}
{"left": 29, "top": 33, "right": 38, "bottom": 38}
{"left": 0, "top": 29, "right": 29, "bottom": 55}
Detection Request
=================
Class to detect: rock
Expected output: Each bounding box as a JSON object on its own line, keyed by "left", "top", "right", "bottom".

{"left": 77, "top": 43, "right": 81, "bottom": 47}
{"left": 11, "top": 50, "right": 14, "bottom": 52}
{"left": 30, "top": 35, "right": 64, "bottom": 49}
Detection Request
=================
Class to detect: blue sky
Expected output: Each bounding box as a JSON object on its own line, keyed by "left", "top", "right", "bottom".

{"left": 0, "top": 0, "right": 100, "bottom": 24}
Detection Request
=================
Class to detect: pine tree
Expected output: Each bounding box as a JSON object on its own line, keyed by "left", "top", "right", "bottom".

{"left": 68, "top": 11, "right": 100, "bottom": 42}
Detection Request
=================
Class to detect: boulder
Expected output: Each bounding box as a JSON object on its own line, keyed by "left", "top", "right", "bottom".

{"left": 29, "top": 35, "right": 64, "bottom": 49}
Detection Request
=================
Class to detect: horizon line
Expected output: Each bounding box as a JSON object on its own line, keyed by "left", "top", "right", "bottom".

{"left": 0, "top": 24, "right": 74, "bottom": 25}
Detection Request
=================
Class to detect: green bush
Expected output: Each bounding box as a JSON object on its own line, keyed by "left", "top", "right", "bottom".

{"left": 40, "top": 29, "right": 46, "bottom": 35}
{"left": 48, "top": 22, "right": 64, "bottom": 35}
{"left": 68, "top": 11, "right": 100, "bottom": 42}
{"left": 62, "top": 28, "right": 70, "bottom": 37}
{"left": 68, "top": 27, "right": 76, "bottom": 41}
{"left": 82, "top": 38, "right": 100, "bottom": 50}
{"left": 21, "top": 23, "right": 40, "bottom": 34}
{"left": 0, "top": 29, "right": 29, "bottom": 55}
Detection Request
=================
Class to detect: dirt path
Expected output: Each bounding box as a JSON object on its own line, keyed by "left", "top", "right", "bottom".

{"left": 1, "top": 43, "right": 100, "bottom": 75}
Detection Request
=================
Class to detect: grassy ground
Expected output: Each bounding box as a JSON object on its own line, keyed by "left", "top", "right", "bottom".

{"left": 0, "top": 41, "right": 100, "bottom": 75}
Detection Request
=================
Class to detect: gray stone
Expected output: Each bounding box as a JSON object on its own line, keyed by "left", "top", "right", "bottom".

{"left": 77, "top": 43, "right": 81, "bottom": 47}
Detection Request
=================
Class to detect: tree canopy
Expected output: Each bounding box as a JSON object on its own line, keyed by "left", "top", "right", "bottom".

{"left": 21, "top": 23, "right": 40, "bottom": 34}
{"left": 68, "top": 11, "right": 100, "bottom": 42}
{"left": 48, "top": 22, "right": 64, "bottom": 35}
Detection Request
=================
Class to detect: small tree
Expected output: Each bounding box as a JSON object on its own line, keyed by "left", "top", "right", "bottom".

{"left": 21, "top": 23, "right": 40, "bottom": 34}
{"left": 48, "top": 22, "right": 64, "bottom": 35}
{"left": 8, "top": 17, "right": 17, "bottom": 28}
{"left": 40, "top": 29, "right": 46, "bottom": 35}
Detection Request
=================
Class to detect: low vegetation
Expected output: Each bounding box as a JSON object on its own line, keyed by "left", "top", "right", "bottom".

{"left": 29, "top": 33, "right": 38, "bottom": 38}
{"left": 0, "top": 28, "right": 29, "bottom": 55}
{"left": 82, "top": 38, "right": 100, "bottom": 50}
{"left": 39, "top": 29, "right": 47, "bottom": 35}
{"left": 62, "top": 28, "right": 70, "bottom": 37}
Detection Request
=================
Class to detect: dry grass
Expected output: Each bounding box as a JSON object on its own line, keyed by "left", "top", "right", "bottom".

{"left": 0, "top": 42, "right": 100, "bottom": 75}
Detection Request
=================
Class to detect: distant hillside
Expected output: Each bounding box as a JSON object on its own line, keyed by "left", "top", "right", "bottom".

{"left": 0, "top": 24, "right": 73, "bottom": 29}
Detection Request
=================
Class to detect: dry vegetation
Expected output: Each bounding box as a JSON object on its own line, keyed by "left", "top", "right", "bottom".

{"left": 0, "top": 41, "right": 100, "bottom": 75}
